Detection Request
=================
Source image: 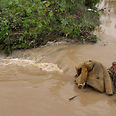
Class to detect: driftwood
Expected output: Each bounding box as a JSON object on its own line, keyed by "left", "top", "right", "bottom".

{"left": 69, "top": 95, "right": 78, "bottom": 101}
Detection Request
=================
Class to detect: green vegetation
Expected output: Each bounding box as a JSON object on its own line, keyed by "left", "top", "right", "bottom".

{"left": 85, "top": 0, "right": 100, "bottom": 8}
{"left": 0, "top": 0, "right": 100, "bottom": 55}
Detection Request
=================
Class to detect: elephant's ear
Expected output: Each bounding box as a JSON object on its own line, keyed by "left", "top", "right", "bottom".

{"left": 102, "top": 65, "right": 114, "bottom": 95}
{"left": 87, "top": 61, "right": 105, "bottom": 93}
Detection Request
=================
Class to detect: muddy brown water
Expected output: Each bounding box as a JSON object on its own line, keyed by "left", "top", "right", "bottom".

{"left": 1, "top": 0, "right": 116, "bottom": 116}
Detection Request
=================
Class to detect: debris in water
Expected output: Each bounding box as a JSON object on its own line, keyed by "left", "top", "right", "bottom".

{"left": 69, "top": 95, "right": 78, "bottom": 101}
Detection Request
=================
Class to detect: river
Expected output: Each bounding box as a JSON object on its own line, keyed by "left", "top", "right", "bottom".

{"left": 0, "top": 0, "right": 116, "bottom": 116}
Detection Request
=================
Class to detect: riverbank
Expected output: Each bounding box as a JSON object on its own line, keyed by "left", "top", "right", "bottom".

{"left": 0, "top": 0, "right": 100, "bottom": 55}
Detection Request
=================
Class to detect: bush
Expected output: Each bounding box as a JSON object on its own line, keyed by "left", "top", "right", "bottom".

{"left": 84, "top": 0, "right": 100, "bottom": 8}
{"left": 0, "top": 0, "right": 100, "bottom": 55}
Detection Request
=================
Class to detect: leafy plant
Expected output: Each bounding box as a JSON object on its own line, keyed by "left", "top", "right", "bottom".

{"left": 84, "top": 0, "right": 100, "bottom": 8}
{"left": 0, "top": 0, "right": 100, "bottom": 55}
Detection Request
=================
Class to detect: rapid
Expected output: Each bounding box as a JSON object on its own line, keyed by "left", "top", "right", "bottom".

{"left": 0, "top": 0, "right": 116, "bottom": 116}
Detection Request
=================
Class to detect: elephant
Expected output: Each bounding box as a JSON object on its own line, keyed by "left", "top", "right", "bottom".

{"left": 74, "top": 60, "right": 114, "bottom": 95}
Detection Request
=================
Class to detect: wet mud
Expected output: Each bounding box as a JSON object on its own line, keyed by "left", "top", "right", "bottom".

{"left": 0, "top": 0, "right": 116, "bottom": 116}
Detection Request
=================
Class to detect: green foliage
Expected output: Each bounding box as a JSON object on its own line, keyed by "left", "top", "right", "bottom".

{"left": 84, "top": 0, "right": 100, "bottom": 8}
{"left": 0, "top": 0, "right": 100, "bottom": 55}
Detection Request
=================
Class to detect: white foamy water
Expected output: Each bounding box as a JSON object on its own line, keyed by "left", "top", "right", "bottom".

{"left": 0, "top": 58, "right": 63, "bottom": 73}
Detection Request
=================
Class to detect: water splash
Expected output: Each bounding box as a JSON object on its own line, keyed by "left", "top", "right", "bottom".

{"left": 0, "top": 58, "right": 63, "bottom": 73}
